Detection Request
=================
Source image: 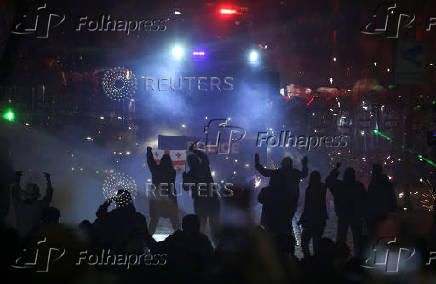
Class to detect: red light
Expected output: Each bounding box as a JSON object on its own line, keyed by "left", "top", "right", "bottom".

{"left": 220, "top": 8, "right": 237, "bottom": 14}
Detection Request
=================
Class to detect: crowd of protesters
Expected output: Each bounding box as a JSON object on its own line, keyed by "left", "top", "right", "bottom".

{"left": 1, "top": 137, "right": 435, "bottom": 284}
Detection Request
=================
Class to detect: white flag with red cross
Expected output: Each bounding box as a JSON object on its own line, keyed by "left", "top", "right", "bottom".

{"left": 152, "top": 149, "right": 186, "bottom": 173}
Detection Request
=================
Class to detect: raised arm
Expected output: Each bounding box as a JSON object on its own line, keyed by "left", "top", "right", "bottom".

{"left": 387, "top": 181, "right": 397, "bottom": 212}
{"left": 11, "top": 171, "right": 23, "bottom": 202}
{"left": 255, "top": 153, "right": 274, "bottom": 177}
{"left": 300, "top": 156, "right": 308, "bottom": 179}
{"left": 42, "top": 172, "right": 53, "bottom": 207}
{"left": 96, "top": 199, "right": 111, "bottom": 218}
{"left": 325, "top": 163, "right": 341, "bottom": 194}
{"left": 147, "top": 146, "right": 158, "bottom": 172}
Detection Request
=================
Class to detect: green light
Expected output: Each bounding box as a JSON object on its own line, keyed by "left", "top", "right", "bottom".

{"left": 372, "top": 129, "right": 436, "bottom": 168}
{"left": 413, "top": 104, "right": 422, "bottom": 110}
{"left": 421, "top": 157, "right": 436, "bottom": 167}
{"left": 432, "top": 100, "right": 436, "bottom": 105}
{"left": 371, "top": 85, "right": 384, "bottom": 91}
{"left": 3, "top": 109, "right": 15, "bottom": 121}
{"left": 387, "top": 85, "right": 396, "bottom": 90}
{"left": 372, "top": 129, "right": 392, "bottom": 141}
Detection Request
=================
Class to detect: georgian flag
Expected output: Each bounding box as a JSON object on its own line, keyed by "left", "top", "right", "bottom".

{"left": 153, "top": 149, "right": 186, "bottom": 173}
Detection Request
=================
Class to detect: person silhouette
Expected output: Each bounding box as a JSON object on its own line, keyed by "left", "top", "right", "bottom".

{"left": 367, "top": 164, "right": 396, "bottom": 238}
{"left": 0, "top": 137, "right": 14, "bottom": 226}
{"left": 183, "top": 143, "right": 220, "bottom": 243}
{"left": 255, "top": 153, "right": 308, "bottom": 254}
{"left": 11, "top": 171, "right": 53, "bottom": 238}
{"left": 147, "top": 146, "right": 180, "bottom": 235}
{"left": 326, "top": 165, "right": 367, "bottom": 257}
{"left": 299, "top": 171, "right": 328, "bottom": 258}
{"left": 145, "top": 214, "right": 214, "bottom": 281}
{"left": 93, "top": 189, "right": 148, "bottom": 254}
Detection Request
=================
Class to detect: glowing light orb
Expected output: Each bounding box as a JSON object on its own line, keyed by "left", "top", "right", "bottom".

{"left": 248, "top": 50, "right": 259, "bottom": 63}
{"left": 3, "top": 109, "right": 15, "bottom": 121}
{"left": 171, "top": 45, "right": 184, "bottom": 60}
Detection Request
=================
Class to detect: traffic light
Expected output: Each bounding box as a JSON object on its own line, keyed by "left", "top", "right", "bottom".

{"left": 2, "top": 109, "right": 15, "bottom": 122}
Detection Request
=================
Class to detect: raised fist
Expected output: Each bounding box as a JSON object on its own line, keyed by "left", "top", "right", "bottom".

{"left": 255, "top": 153, "right": 260, "bottom": 164}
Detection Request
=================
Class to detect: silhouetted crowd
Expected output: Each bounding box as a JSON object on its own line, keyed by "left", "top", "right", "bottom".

{"left": 1, "top": 138, "right": 435, "bottom": 284}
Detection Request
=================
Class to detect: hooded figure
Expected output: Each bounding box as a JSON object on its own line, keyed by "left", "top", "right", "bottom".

{"left": 367, "top": 164, "right": 396, "bottom": 237}
{"left": 326, "top": 165, "right": 367, "bottom": 257}
{"left": 255, "top": 153, "right": 308, "bottom": 254}
{"left": 147, "top": 147, "right": 179, "bottom": 234}
{"left": 11, "top": 171, "right": 53, "bottom": 238}
{"left": 145, "top": 214, "right": 214, "bottom": 282}
{"left": 183, "top": 144, "right": 220, "bottom": 243}
{"left": 299, "top": 171, "right": 328, "bottom": 258}
{"left": 0, "top": 137, "right": 15, "bottom": 225}
{"left": 93, "top": 189, "right": 148, "bottom": 254}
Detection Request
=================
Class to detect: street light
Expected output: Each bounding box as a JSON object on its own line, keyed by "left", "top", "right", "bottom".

{"left": 248, "top": 49, "right": 259, "bottom": 64}
{"left": 171, "top": 45, "right": 184, "bottom": 60}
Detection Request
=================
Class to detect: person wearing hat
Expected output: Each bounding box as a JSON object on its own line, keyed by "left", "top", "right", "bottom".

{"left": 11, "top": 171, "right": 53, "bottom": 238}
